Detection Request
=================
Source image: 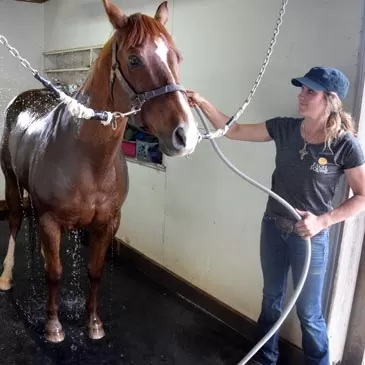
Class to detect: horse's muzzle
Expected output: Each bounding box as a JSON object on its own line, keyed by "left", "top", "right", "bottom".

{"left": 163, "top": 122, "right": 198, "bottom": 156}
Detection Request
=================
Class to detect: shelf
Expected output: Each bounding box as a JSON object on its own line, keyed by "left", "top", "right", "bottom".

{"left": 125, "top": 157, "right": 166, "bottom": 172}
{"left": 44, "top": 67, "right": 90, "bottom": 73}
{"left": 42, "top": 45, "right": 102, "bottom": 86}
{"left": 43, "top": 45, "right": 103, "bottom": 56}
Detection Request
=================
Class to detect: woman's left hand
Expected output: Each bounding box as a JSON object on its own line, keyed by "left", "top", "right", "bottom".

{"left": 295, "top": 210, "right": 327, "bottom": 239}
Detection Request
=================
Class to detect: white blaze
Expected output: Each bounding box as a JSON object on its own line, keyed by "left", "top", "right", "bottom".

{"left": 154, "top": 37, "right": 199, "bottom": 154}
{"left": 154, "top": 37, "right": 176, "bottom": 83}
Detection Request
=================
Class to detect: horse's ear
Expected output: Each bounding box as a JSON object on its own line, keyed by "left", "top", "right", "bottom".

{"left": 102, "top": 0, "right": 128, "bottom": 29}
{"left": 155, "top": 1, "right": 168, "bottom": 25}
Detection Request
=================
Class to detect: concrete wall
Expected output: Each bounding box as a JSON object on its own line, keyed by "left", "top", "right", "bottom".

{"left": 0, "top": 0, "right": 44, "bottom": 199}
{"left": 4, "top": 0, "right": 364, "bottom": 352}
{"left": 327, "top": 22, "right": 365, "bottom": 360}
{"left": 342, "top": 237, "right": 365, "bottom": 365}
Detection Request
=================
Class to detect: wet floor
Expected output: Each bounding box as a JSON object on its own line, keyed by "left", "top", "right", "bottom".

{"left": 0, "top": 218, "right": 249, "bottom": 365}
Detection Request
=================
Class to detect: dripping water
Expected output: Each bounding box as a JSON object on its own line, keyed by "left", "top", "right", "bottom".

{"left": 108, "top": 236, "right": 115, "bottom": 329}
{"left": 64, "top": 228, "right": 85, "bottom": 321}
{"left": 14, "top": 176, "right": 30, "bottom": 272}
{"left": 13, "top": 173, "right": 46, "bottom": 330}
{"left": 28, "top": 196, "right": 40, "bottom": 301}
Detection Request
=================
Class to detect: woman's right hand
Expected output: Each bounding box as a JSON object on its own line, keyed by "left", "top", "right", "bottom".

{"left": 186, "top": 90, "right": 204, "bottom": 107}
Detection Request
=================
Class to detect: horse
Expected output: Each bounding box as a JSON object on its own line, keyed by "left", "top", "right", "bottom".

{"left": 0, "top": 0, "right": 199, "bottom": 343}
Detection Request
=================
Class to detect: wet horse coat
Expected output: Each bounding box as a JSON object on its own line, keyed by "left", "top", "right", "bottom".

{"left": 0, "top": 0, "right": 198, "bottom": 342}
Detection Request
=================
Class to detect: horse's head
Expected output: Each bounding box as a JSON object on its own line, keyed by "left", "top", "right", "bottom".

{"left": 102, "top": 0, "right": 199, "bottom": 157}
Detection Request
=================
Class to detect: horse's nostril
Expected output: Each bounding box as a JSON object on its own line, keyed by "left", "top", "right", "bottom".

{"left": 173, "top": 126, "right": 187, "bottom": 149}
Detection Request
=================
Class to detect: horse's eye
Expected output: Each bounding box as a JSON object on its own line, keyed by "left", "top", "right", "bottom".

{"left": 128, "top": 55, "right": 143, "bottom": 68}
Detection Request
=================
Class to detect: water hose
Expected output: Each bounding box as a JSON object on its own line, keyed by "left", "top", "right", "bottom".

{"left": 195, "top": 106, "right": 311, "bottom": 365}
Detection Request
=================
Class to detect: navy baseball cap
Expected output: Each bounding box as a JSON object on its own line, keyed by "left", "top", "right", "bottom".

{"left": 291, "top": 66, "right": 350, "bottom": 100}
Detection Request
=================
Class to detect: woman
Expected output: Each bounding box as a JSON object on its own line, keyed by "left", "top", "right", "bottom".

{"left": 187, "top": 66, "right": 365, "bottom": 365}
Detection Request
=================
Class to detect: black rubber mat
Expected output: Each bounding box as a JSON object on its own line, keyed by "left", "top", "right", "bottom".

{"left": 0, "top": 218, "right": 249, "bottom": 365}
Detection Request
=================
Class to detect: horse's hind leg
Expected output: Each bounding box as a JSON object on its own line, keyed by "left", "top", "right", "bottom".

{"left": 0, "top": 174, "right": 23, "bottom": 291}
{"left": 39, "top": 214, "right": 65, "bottom": 343}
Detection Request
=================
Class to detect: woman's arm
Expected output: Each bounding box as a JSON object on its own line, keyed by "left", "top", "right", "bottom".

{"left": 296, "top": 164, "right": 365, "bottom": 238}
{"left": 322, "top": 164, "right": 365, "bottom": 227}
{"left": 188, "top": 91, "right": 272, "bottom": 142}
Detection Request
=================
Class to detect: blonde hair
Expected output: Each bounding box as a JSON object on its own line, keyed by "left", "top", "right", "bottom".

{"left": 324, "top": 91, "right": 356, "bottom": 148}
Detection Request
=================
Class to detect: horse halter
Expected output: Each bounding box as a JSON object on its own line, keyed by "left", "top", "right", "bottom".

{"left": 109, "top": 41, "right": 186, "bottom": 129}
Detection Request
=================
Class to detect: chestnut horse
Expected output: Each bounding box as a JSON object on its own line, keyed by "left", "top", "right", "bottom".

{"left": 0, "top": 0, "right": 198, "bottom": 342}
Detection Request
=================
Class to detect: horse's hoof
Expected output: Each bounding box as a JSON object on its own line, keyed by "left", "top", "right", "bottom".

{"left": 88, "top": 320, "right": 105, "bottom": 340}
{"left": 0, "top": 278, "right": 12, "bottom": 291}
{"left": 45, "top": 320, "right": 65, "bottom": 343}
{"left": 45, "top": 328, "right": 65, "bottom": 343}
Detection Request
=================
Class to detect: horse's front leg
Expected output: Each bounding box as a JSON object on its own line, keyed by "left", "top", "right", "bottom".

{"left": 39, "top": 214, "right": 64, "bottom": 343}
{"left": 87, "top": 223, "right": 114, "bottom": 340}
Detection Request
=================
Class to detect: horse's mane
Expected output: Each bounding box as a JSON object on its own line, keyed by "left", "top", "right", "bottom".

{"left": 122, "top": 13, "right": 176, "bottom": 49}
{"left": 97, "top": 13, "right": 178, "bottom": 62}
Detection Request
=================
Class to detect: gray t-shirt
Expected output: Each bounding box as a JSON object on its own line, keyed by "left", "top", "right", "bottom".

{"left": 265, "top": 117, "right": 365, "bottom": 217}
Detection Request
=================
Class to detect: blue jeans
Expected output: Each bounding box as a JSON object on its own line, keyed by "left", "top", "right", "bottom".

{"left": 254, "top": 214, "right": 330, "bottom": 365}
